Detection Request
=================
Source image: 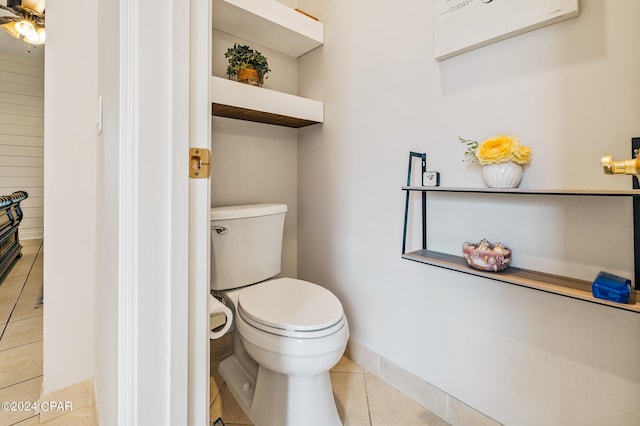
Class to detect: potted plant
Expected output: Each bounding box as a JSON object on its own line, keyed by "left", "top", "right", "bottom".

{"left": 225, "top": 43, "right": 271, "bottom": 87}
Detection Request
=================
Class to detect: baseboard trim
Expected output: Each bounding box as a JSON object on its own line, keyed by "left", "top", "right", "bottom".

{"left": 20, "top": 230, "right": 44, "bottom": 240}
{"left": 210, "top": 333, "right": 501, "bottom": 426}
{"left": 38, "top": 378, "right": 96, "bottom": 424}
{"left": 345, "top": 339, "right": 502, "bottom": 426}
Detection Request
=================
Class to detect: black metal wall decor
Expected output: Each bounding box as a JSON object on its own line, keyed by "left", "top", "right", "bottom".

{"left": 402, "top": 152, "right": 426, "bottom": 254}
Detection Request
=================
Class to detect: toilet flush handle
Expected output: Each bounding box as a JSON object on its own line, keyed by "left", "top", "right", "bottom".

{"left": 213, "top": 226, "right": 228, "bottom": 235}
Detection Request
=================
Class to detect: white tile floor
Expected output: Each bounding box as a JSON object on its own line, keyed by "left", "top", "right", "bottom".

{"left": 0, "top": 239, "right": 43, "bottom": 426}
{"left": 210, "top": 339, "right": 450, "bottom": 426}
{"left": 0, "top": 240, "right": 449, "bottom": 425}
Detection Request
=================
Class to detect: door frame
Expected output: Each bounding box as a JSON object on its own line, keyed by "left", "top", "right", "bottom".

{"left": 116, "top": 0, "right": 210, "bottom": 423}
{"left": 187, "top": 0, "right": 212, "bottom": 423}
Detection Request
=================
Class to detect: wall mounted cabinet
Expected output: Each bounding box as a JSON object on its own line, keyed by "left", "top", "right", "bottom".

{"left": 401, "top": 186, "right": 640, "bottom": 314}
{"left": 211, "top": 0, "right": 324, "bottom": 128}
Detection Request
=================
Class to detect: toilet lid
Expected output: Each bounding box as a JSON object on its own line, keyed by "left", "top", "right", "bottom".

{"left": 238, "top": 278, "right": 344, "bottom": 338}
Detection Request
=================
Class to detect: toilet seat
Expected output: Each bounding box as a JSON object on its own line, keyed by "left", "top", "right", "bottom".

{"left": 238, "top": 278, "right": 345, "bottom": 339}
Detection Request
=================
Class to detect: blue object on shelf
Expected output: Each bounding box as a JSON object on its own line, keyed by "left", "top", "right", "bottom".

{"left": 592, "top": 271, "right": 631, "bottom": 304}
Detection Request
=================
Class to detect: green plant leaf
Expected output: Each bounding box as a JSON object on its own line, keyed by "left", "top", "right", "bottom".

{"left": 225, "top": 43, "right": 271, "bottom": 84}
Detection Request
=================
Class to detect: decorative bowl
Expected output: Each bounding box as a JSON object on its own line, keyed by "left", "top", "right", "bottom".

{"left": 462, "top": 239, "right": 512, "bottom": 272}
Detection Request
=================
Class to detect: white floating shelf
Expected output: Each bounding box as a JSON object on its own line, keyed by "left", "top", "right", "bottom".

{"left": 212, "top": 0, "right": 323, "bottom": 57}
{"left": 210, "top": 76, "right": 324, "bottom": 128}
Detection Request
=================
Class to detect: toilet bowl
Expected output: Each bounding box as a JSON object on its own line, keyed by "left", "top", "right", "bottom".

{"left": 219, "top": 278, "right": 348, "bottom": 426}
{"left": 211, "top": 204, "right": 349, "bottom": 426}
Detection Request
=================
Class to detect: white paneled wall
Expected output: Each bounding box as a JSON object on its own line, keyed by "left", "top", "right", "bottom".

{"left": 0, "top": 51, "right": 44, "bottom": 239}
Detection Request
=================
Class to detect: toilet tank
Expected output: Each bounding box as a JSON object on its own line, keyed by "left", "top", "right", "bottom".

{"left": 210, "top": 204, "right": 287, "bottom": 291}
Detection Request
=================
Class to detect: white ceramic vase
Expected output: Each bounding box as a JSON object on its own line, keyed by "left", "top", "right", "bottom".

{"left": 482, "top": 162, "right": 523, "bottom": 188}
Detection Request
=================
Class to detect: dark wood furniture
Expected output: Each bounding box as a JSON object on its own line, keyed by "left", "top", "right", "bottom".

{"left": 0, "top": 191, "right": 28, "bottom": 281}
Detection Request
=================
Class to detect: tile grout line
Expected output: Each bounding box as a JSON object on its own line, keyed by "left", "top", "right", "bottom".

{"left": 361, "top": 371, "right": 374, "bottom": 426}
{"left": 0, "top": 241, "right": 44, "bottom": 426}
{"left": 0, "top": 242, "right": 40, "bottom": 340}
{"left": 0, "top": 373, "right": 43, "bottom": 391}
{"left": 1, "top": 242, "right": 42, "bottom": 340}
{"left": 0, "top": 337, "right": 43, "bottom": 355}
{"left": 10, "top": 413, "right": 39, "bottom": 426}
{"left": 0, "top": 275, "right": 29, "bottom": 341}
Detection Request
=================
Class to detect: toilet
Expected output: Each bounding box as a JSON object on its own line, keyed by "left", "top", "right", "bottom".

{"left": 210, "top": 203, "right": 349, "bottom": 426}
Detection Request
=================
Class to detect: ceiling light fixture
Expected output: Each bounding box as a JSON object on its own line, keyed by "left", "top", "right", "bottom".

{"left": 23, "top": 25, "right": 44, "bottom": 45}
{"left": 15, "top": 18, "right": 35, "bottom": 36}
{"left": 0, "top": 0, "right": 45, "bottom": 47}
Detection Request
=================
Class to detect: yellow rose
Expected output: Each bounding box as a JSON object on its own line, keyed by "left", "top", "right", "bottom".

{"left": 476, "top": 135, "right": 517, "bottom": 165}
{"left": 512, "top": 144, "right": 531, "bottom": 164}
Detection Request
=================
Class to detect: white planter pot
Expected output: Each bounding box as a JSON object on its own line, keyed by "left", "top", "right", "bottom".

{"left": 482, "top": 162, "right": 523, "bottom": 188}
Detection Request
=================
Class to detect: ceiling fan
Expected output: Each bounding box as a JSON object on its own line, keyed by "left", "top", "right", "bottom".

{"left": 0, "top": 0, "right": 45, "bottom": 45}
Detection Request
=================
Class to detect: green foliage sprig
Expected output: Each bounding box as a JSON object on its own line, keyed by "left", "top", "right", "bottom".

{"left": 225, "top": 43, "right": 271, "bottom": 85}
{"left": 458, "top": 137, "right": 479, "bottom": 164}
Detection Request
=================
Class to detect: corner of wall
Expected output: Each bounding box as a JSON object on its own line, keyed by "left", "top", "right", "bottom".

{"left": 38, "top": 378, "right": 97, "bottom": 424}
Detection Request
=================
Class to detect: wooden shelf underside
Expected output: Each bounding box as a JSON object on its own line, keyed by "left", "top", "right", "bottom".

{"left": 403, "top": 249, "right": 640, "bottom": 313}
{"left": 212, "top": 103, "right": 320, "bottom": 128}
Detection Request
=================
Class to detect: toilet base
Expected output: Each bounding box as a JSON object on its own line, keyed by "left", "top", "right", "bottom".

{"left": 219, "top": 355, "right": 342, "bottom": 426}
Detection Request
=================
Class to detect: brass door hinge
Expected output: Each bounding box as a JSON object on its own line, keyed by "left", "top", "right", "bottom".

{"left": 189, "top": 148, "right": 210, "bottom": 178}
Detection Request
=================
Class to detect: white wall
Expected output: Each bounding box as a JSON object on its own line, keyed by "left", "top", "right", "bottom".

{"left": 0, "top": 51, "right": 44, "bottom": 239}
{"left": 47, "top": 0, "right": 195, "bottom": 424}
{"left": 43, "top": 0, "right": 97, "bottom": 393}
{"left": 211, "top": 30, "right": 300, "bottom": 278}
{"left": 94, "top": 0, "right": 119, "bottom": 422}
{"left": 297, "top": 1, "right": 640, "bottom": 425}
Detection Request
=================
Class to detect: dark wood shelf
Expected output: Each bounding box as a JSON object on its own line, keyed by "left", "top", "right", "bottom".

{"left": 401, "top": 181, "right": 640, "bottom": 313}
{"left": 403, "top": 250, "right": 640, "bottom": 313}
{"left": 212, "top": 103, "right": 320, "bottom": 128}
